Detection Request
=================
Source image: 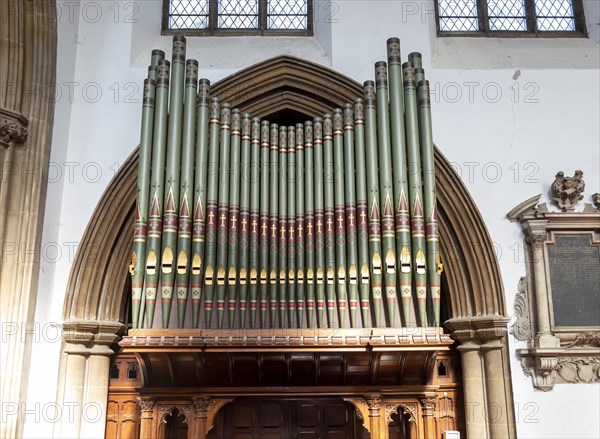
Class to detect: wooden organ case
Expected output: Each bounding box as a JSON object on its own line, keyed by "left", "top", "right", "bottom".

{"left": 107, "top": 36, "right": 466, "bottom": 439}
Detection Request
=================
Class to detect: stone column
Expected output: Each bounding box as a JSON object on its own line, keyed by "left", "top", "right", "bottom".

{"left": 447, "top": 316, "right": 517, "bottom": 439}
{"left": 447, "top": 319, "right": 488, "bottom": 439}
{"left": 79, "top": 345, "right": 114, "bottom": 439}
{"left": 59, "top": 344, "right": 88, "bottom": 438}
{"left": 138, "top": 398, "right": 156, "bottom": 439}
{"left": 419, "top": 396, "right": 437, "bottom": 439}
{"left": 54, "top": 320, "right": 124, "bottom": 439}
{"left": 0, "top": 2, "right": 57, "bottom": 438}
{"left": 524, "top": 222, "right": 559, "bottom": 348}
{"left": 478, "top": 320, "right": 512, "bottom": 439}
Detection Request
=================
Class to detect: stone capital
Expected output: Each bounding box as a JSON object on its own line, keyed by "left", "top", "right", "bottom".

{"left": 446, "top": 315, "right": 510, "bottom": 346}
{"left": 62, "top": 319, "right": 125, "bottom": 348}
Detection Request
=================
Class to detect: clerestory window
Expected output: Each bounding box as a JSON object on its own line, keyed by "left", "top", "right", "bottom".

{"left": 163, "top": 0, "right": 312, "bottom": 36}
{"left": 435, "top": 0, "right": 586, "bottom": 36}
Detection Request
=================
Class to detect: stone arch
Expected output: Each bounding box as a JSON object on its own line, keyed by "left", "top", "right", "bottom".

{"left": 59, "top": 55, "right": 515, "bottom": 439}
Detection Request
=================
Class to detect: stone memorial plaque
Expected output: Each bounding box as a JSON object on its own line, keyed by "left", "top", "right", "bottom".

{"left": 547, "top": 235, "right": 600, "bottom": 327}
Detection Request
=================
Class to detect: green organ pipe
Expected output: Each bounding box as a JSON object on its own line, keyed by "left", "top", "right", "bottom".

{"left": 387, "top": 38, "right": 414, "bottom": 327}
{"left": 130, "top": 36, "right": 444, "bottom": 331}
{"left": 191, "top": 79, "right": 211, "bottom": 328}
{"left": 175, "top": 59, "right": 198, "bottom": 328}
{"left": 160, "top": 36, "right": 186, "bottom": 328}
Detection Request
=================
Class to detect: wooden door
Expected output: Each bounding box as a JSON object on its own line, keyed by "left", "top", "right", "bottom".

{"left": 209, "top": 398, "right": 369, "bottom": 439}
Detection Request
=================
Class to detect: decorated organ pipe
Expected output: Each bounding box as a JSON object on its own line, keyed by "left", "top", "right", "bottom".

{"left": 312, "top": 118, "right": 326, "bottom": 328}
{"left": 403, "top": 60, "right": 428, "bottom": 326}
{"left": 130, "top": 76, "right": 155, "bottom": 329}
{"left": 191, "top": 79, "right": 210, "bottom": 329}
{"left": 259, "top": 121, "right": 270, "bottom": 327}
{"left": 343, "top": 104, "right": 359, "bottom": 328}
{"left": 144, "top": 58, "right": 169, "bottom": 328}
{"left": 303, "top": 122, "right": 316, "bottom": 328}
{"left": 418, "top": 79, "right": 443, "bottom": 326}
{"left": 287, "top": 126, "right": 297, "bottom": 327}
{"left": 175, "top": 59, "right": 198, "bottom": 328}
{"left": 363, "top": 81, "right": 384, "bottom": 327}
{"left": 353, "top": 98, "right": 371, "bottom": 328}
{"left": 160, "top": 36, "right": 186, "bottom": 328}
{"left": 226, "top": 109, "right": 242, "bottom": 328}
{"left": 131, "top": 37, "right": 444, "bottom": 331}
{"left": 332, "top": 110, "right": 347, "bottom": 328}
{"left": 375, "top": 62, "right": 399, "bottom": 328}
{"left": 216, "top": 104, "right": 232, "bottom": 329}
{"left": 295, "top": 123, "right": 306, "bottom": 327}
{"left": 238, "top": 113, "right": 252, "bottom": 329}
{"left": 387, "top": 38, "right": 414, "bottom": 327}
{"left": 269, "top": 124, "right": 280, "bottom": 326}
{"left": 323, "top": 114, "right": 336, "bottom": 328}
{"left": 278, "top": 126, "right": 288, "bottom": 327}
{"left": 248, "top": 118, "right": 261, "bottom": 328}
{"left": 203, "top": 97, "right": 221, "bottom": 328}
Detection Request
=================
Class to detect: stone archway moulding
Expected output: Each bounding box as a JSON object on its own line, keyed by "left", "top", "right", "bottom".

{"left": 59, "top": 56, "right": 515, "bottom": 438}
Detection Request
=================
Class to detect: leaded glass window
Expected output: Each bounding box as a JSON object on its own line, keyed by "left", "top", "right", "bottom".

{"left": 164, "top": 0, "right": 312, "bottom": 35}
{"left": 435, "top": 0, "right": 586, "bottom": 35}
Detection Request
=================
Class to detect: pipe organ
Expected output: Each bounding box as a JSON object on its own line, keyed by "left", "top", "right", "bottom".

{"left": 114, "top": 36, "right": 466, "bottom": 439}
{"left": 130, "top": 36, "right": 443, "bottom": 331}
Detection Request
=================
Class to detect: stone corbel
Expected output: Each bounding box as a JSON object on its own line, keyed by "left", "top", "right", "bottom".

{"left": 519, "top": 347, "right": 600, "bottom": 391}
{"left": 0, "top": 107, "right": 28, "bottom": 148}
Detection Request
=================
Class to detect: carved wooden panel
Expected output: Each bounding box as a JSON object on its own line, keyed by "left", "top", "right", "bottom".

{"left": 105, "top": 397, "right": 140, "bottom": 439}
{"left": 163, "top": 409, "right": 188, "bottom": 439}
{"left": 208, "top": 398, "right": 369, "bottom": 439}
{"left": 388, "top": 409, "right": 410, "bottom": 439}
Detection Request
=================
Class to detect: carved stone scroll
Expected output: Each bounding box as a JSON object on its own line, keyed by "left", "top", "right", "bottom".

{"left": 511, "top": 276, "right": 532, "bottom": 342}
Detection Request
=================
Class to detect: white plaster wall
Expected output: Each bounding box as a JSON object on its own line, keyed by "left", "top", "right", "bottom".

{"left": 25, "top": 0, "right": 600, "bottom": 437}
